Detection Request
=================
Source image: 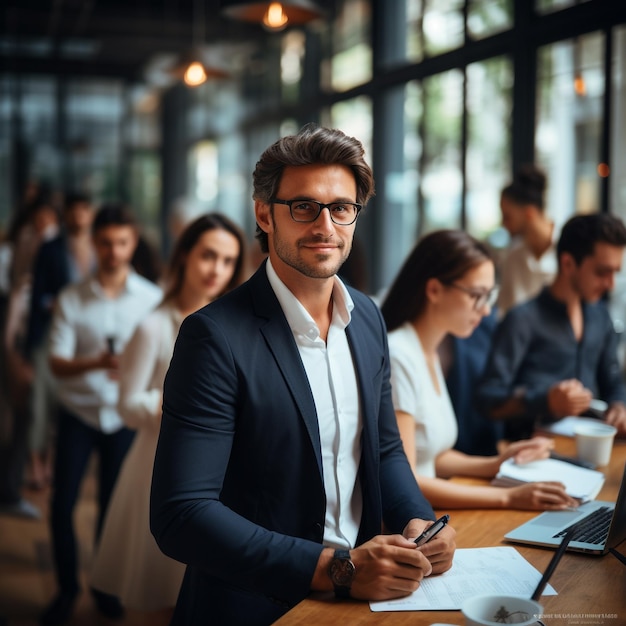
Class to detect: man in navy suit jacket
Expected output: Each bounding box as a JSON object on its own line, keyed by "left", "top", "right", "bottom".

{"left": 150, "top": 125, "right": 456, "bottom": 626}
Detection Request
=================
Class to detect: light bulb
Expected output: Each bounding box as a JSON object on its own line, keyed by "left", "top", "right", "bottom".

{"left": 184, "top": 61, "right": 208, "bottom": 87}
{"left": 263, "top": 2, "right": 289, "bottom": 30}
{"left": 574, "top": 73, "right": 586, "bottom": 96}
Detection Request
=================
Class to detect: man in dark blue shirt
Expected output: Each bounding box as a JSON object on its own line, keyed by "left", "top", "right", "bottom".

{"left": 477, "top": 213, "right": 626, "bottom": 440}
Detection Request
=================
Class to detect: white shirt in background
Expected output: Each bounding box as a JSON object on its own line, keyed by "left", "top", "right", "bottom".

{"left": 497, "top": 239, "right": 557, "bottom": 317}
{"left": 48, "top": 271, "right": 162, "bottom": 433}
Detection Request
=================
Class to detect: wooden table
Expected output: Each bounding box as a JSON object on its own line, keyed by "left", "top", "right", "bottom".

{"left": 274, "top": 437, "right": 626, "bottom": 626}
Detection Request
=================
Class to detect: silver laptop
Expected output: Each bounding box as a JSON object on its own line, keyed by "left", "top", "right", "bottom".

{"left": 504, "top": 463, "right": 626, "bottom": 555}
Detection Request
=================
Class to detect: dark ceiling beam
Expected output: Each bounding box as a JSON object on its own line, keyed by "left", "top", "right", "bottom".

{"left": 4, "top": 6, "right": 259, "bottom": 42}
{"left": 0, "top": 55, "right": 143, "bottom": 81}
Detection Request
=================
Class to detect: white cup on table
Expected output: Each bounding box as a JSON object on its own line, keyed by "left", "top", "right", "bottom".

{"left": 574, "top": 422, "right": 617, "bottom": 467}
{"left": 461, "top": 594, "right": 543, "bottom": 626}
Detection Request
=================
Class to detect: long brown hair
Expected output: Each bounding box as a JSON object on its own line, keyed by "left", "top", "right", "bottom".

{"left": 381, "top": 230, "right": 492, "bottom": 333}
{"left": 162, "top": 212, "right": 247, "bottom": 304}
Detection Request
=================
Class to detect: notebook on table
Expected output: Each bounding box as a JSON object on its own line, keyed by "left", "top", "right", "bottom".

{"left": 504, "top": 464, "right": 626, "bottom": 555}
{"left": 492, "top": 457, "right": 605, "bottom": 502}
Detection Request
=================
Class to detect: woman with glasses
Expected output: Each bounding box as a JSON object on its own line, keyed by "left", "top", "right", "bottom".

{"left": 381, "top": 229, "right": 577, "bottom": 510}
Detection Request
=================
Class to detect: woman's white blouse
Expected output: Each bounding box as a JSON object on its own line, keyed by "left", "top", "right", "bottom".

{"left": 388, "top": 322, "right": 458, "bottom": 478}
{"left": 117, "top": 303, "right": 183, "bottom": 430}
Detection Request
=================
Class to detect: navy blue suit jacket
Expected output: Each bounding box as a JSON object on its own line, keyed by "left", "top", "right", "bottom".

{"left": 150, "top": 263, "right": 435, "bottom": 625}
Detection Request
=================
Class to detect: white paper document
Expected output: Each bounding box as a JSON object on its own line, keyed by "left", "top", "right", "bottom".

{"left": 369, "top": 546, "right": 556, "bottom": 612}
{"left": 492, "top": 457, "right": 605, "bottom": 501}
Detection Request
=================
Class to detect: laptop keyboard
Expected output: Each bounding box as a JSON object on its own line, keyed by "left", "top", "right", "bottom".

{"left": 553, "top": 506, "right": 612, "bottom": 545}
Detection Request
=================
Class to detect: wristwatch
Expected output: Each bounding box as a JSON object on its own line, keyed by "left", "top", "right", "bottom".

{"left": 328, "top": 549, "right": 356, "bottom": 598}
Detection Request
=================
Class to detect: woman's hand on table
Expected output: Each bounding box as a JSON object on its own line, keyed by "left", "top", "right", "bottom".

{"left": 501, "top": 436, "right": 555, "bottom": 465}
{"left": 503, "top": 481, "right": 579, "bottom": 511}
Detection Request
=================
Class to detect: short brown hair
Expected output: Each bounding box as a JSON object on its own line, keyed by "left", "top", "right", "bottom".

{"left": 92, "top": 203, "right": 137, "bottom": 234}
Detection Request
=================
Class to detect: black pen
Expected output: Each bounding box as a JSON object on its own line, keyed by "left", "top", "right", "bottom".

{"left": 531, "top": 526, "right": 575, "bottom": 601}
{"left": 414, "top": 514, "right": 450, "bottom": 546}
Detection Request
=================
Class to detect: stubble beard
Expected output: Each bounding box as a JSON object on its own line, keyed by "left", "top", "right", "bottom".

{"left": 272, "top": 228, "right": 352, "bottom": 280}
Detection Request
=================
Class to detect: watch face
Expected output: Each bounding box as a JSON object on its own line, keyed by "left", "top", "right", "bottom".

{"left": 330, "top": 558, "right": 356, "bottom": 586}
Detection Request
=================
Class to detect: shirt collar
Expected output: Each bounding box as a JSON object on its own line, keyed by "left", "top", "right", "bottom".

{"left": 87, "top": 269, "right": 144, "bottom": 298}
{"left": 538, "top": 285, "right": 590, "bottom": 315}
{"left": 265, "top": 258, "right": 354, "bottom": 339}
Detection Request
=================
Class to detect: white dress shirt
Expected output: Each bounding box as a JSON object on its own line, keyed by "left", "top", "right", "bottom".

{"left": 48, "top": 271, "right": 162, "bottom": 433}
{"left": 266, "top": 260, "right": 363, "bottom": 550}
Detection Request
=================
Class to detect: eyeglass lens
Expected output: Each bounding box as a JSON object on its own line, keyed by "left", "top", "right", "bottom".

{"left": 476, "top": 287, "right": 499, "bottom": 309}
{"left": 274, "top": 199, "right": 360, "bottom": 225}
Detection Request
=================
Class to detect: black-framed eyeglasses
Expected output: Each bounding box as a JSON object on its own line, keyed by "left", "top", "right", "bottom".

{"left": 445, "top": 283, "right": 500, "bottom": 310}
{"left": 271, "top": 198, "right": 362, "bottom": 225}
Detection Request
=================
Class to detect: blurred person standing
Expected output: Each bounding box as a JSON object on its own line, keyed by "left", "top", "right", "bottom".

{"left": 0, "top": 195, "right": 60, "bottom": 519}
{"left": 90, "top": 213, "right": 247, "bottom": 622}
{"left": 497, "top": 164, "right": 556, "bottom": 316}
{"left": 8, "top": 194, "right": 60, "bottom": 290}
{"left": 25, "top": 193, "right": 96, "bottom": 490}
{"left": 41, "top": 204, "right": 162, "bottom": 626}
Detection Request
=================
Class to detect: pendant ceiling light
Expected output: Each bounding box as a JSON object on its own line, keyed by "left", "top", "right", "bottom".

{"left": 170, "top": 51, "right": 230, "bottom": 87}
{"left": 220, "top": 1, "right": 326, "bottom": 31}
{"left": 172, "top": 0, "right": 229, "bottom": 87}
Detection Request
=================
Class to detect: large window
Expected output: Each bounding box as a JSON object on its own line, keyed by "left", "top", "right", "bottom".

{"left": 128, "top": 152, "right": 161, "bottom": 246}
{"left": 400, "top": 81, "right": 423, "bottom": 251}
{"left": 14, "top": 77, "right": 59, "bottom": 193}
{"left": 65, "top": 80, "right": 124, "bottom": 201}
{"left": 466, "top": 55, "right": 513, "bottom": 239}
{"left": 467, "top": 0, "right": 513, "bottom": 40}
{"left": 406, "top": 0, "right": 465, "bottom": 62}
{"left": 281, "top": 30, "right": 306, "bottom": 103}
{"left": 327, "top": 96, "right": 373, "bottom": 161}
{"left": 610, "top": 26, "right": 626, "bottom": 225}
{"left": 536, "top": 32, "right": 605, "bottom": 228}
{"left": 536, "top": 0, "right": 591, "bottom": 15}
{"left": 420, "top": 69, "right": 464, "bottom": 234}
{"left": 325, "top": 0, "right": 372, "bottom": 92}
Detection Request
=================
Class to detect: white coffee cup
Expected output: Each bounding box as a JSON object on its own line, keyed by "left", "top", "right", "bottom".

{"left": 461, "top": 594, "right": 543, "bottom": 626}
{"left": 574, "top": 422, "right": 617, "bottom": 466}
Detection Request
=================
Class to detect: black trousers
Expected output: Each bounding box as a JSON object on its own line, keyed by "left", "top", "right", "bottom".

{"left": 0, "top": 403, "right": 30, "bottom": 504}
{"left": 0, "top": 294, "right": 30, "bottom": 505}
{"left": 49, "top": 405, "right": 134, "bottom": 594}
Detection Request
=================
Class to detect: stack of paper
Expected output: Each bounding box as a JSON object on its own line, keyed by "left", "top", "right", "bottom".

{"left": 370, "top": 546, "right": 556, "bottom": 612}
{"left": 492, "top": 457, "right": 605, "bottom": 502}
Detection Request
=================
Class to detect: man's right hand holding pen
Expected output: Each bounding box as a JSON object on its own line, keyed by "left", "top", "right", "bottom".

{"left": 311, "top": 517, "right": 456, "bottom": 601}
